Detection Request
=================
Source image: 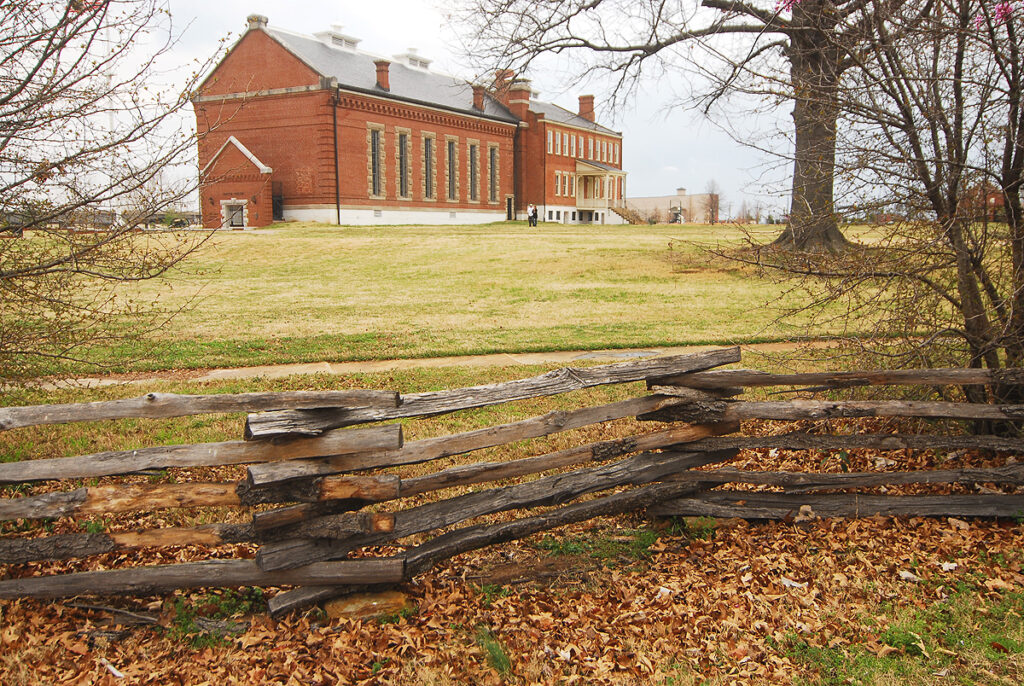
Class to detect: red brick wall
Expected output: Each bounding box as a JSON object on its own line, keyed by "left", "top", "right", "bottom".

{"left": 538, "top": 123, "right": 622, "bottom": 207}
{"left": 196, "top": 33, "right": 517, "bottom": 219}
{"left": 200, "top": 30, "right": 320, "bottom": 97}
{"left": 515, "top": 112, "right": 547, "bottom": 212}
{"left": 198, "top": 94, "right": 516, "bottom": 216}
{"left": 200, "top": 143, "right": 273, "bottom": 227}
{"left": 196, "top": 90, "right": 334, "bottom": 209}
{"left": 513, "top": 116, "right": 622, "bottom": 212}
{"left": 334, "top": 92, "right": 514, "bottom": 211}
{"left": 195, "top": 28, "right": 629, "bottom": 223}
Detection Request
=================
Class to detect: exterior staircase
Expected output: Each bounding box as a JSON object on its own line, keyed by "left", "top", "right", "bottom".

{"left": 610, "top": 205, "right": 644, "bottom": 225}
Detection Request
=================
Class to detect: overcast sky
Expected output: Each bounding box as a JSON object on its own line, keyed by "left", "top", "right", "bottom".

{"left": 168, "top": 0, "right": 789, "bottom": 216}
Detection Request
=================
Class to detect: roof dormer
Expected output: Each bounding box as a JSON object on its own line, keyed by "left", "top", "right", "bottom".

{"left": 394, "top": 48, "right": 432, "bottom": 70}
{"left": 314, "top": 23, "right": 361, "bottom": 51}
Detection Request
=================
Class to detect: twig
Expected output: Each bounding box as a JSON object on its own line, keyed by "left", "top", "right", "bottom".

{"left": 65, "top": 602, "right": 159, "bottom": 625}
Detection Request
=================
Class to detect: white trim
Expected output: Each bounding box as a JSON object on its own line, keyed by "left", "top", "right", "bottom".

{"left": 282, "top": 205, "right": 507, "bottom": 225}
{"left": 540, "top": 116, "right": 623, "bottom": 139}
{"left": 192, "top": 83, "right": 325, "bottom": 103}
{"left": 575, "top": 159, "right": 626, "bottom": 176}
{"left": 196, "top": 82, "right": 516, "bottom": 130}
{"left": 338, "top": 87, "right": 518, "bottom": 128}
{"left": 202, "top": 136, "right": 273, "bottom": 176}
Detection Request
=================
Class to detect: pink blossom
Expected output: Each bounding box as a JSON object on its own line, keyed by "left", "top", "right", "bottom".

{"left": 994, "top": 1, "right": 1015, "bottom": 23}
{"left": 975, "top": 0, "right": 1018, "bottom": 28}
{"left": 775, "top": 0, "right": 799, "bottom": 12}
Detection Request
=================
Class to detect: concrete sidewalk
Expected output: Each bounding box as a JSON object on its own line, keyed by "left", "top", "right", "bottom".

{"left": 60, "top": 341, "right": 832, "bottom": 388}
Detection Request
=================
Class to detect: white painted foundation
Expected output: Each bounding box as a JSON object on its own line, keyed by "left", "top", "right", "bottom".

{"left": 284, "top": 205, "right": 507, "bottom": 226}
{"left": 538, "top": 205, "right": 628, "bottom": 225}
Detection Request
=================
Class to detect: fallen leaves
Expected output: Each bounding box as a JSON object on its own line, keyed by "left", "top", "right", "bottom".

{"left": 1, "top": 417, "right": 1022, "bottom": 684}
{"left": 984, "top": 577, "right": 1013, "bottom": 592}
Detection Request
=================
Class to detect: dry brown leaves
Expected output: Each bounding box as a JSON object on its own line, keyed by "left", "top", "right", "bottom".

{"left": 1, "top": 418, "right": 1022, "bottom": 684}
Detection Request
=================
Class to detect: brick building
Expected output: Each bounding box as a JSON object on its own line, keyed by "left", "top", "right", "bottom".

{"left": 194, "top": 15, "right": 627, "bottom": 227}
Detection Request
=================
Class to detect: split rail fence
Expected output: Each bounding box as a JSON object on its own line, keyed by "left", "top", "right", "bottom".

{"left": 0, "top": 347, "right": 1022, "bottom": 615}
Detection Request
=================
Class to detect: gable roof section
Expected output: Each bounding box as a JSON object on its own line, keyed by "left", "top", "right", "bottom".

{"left": 197, "top": 29, "right": 320, "bottom": 97}
{"left": 264, "top": 27, "right": 518, "bottom": 125}
{"left": 576, "top": 159, "right": 624, "bottom": 173}
{"left": 202, "top": 136, "right": 273, "bottom": 176}
{"left": 530, "top": 100, "right": 620, "bottom": 136}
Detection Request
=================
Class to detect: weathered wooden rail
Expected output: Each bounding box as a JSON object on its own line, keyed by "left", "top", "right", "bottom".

{"left": 0, "top": 346, "right": 1021, "bottom": 616}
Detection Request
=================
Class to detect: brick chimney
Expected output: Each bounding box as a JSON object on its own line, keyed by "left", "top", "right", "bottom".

{"left": 508, "top": 78, "right": 532, "bottom": 120}
{"left": 492, "top": 69, "right": 515, "bottom": 106}
{"left": 578, "top": 95, "right": 595, "bottom": 122}
{"left": 472, "top": 85, "right": 485, "bottom": 111}
{"left": 247, "top": 14, "right": 268, "bottom": 30}
{"left": 374, "top": 60, "right": 391, "bottom": 91}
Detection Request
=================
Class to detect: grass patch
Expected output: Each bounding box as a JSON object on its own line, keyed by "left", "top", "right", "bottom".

{"left": 786, "top": 588, "right": 1024, "bottom": 685}
{"left": 475, "top": 626, "right": 513, "bottom": 677}
{"left": 78, "top": 518, "right": 106, "bottom": 534}
{"left": 537, "top": 527, "right": 661, "bottom": 565}
{"left": 30, "top": 221, "right": 854, "bottom": 374}
{"left": 477, "top": 584, "right": 514, "bottom": 607}
{"left": 167, "top": 587, "right": 264, "bottom": 649}
{"left": 377, "top": 605, "right": 417, "bottom": 624}
{"left": 671, "top": 516, "right": 718, "bottom": 540}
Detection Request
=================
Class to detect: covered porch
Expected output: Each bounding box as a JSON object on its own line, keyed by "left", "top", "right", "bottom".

{"left": 574, "top": 159, "right": 626, "bottom": 223}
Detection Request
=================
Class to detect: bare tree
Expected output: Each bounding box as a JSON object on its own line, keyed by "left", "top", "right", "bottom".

{"left": 454, "top": 0, "right": 922, "bottom": 251}
{"left": 0, "top": 1, "right": 221, "bottom": 379}
{"left": 705, "top": 179, "right": 722, "bottom": 224}
{"left": 752, "top": 200, "right": 764, "bottom": 223}
{"left": 737, "top": 199, "right": 752, "bottom": 223}
{"left": 747, "top": 0, "right": 1024, "bottom": 413}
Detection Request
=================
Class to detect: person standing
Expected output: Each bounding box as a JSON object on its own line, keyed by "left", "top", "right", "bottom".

{"left": 529, "top": 204, "right": 538, "bottom": 226}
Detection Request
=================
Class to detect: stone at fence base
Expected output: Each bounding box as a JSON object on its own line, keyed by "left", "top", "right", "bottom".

{"left": 324, "top": 590, "right": 413, "bottom": 620}
{"left": 793, "top": 504, "right": 817, "bottom": 523}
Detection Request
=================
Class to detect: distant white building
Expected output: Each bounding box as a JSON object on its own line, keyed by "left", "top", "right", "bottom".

{"left": 626, "top": 187, "right": 719, "bottom": 224}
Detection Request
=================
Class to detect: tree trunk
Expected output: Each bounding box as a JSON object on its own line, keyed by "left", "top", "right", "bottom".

{"left": 999, "top": 149, "right": 1024, "bottom": 410}
{"left": 773, "top": 2, "right": 849, "bottom": 252}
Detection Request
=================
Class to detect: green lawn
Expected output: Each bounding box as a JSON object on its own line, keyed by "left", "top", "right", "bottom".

{"left": 89, "top": 221, "right": 846, "bottom": 373}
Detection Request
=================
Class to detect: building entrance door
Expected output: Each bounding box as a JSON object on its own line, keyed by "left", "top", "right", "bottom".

{"left": 226, "top": 204, "right": 244, "bottom": 228}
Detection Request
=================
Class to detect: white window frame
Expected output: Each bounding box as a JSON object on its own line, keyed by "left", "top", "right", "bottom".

{"left": 547, "top": 130, "right": 553, "bottom": 154}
